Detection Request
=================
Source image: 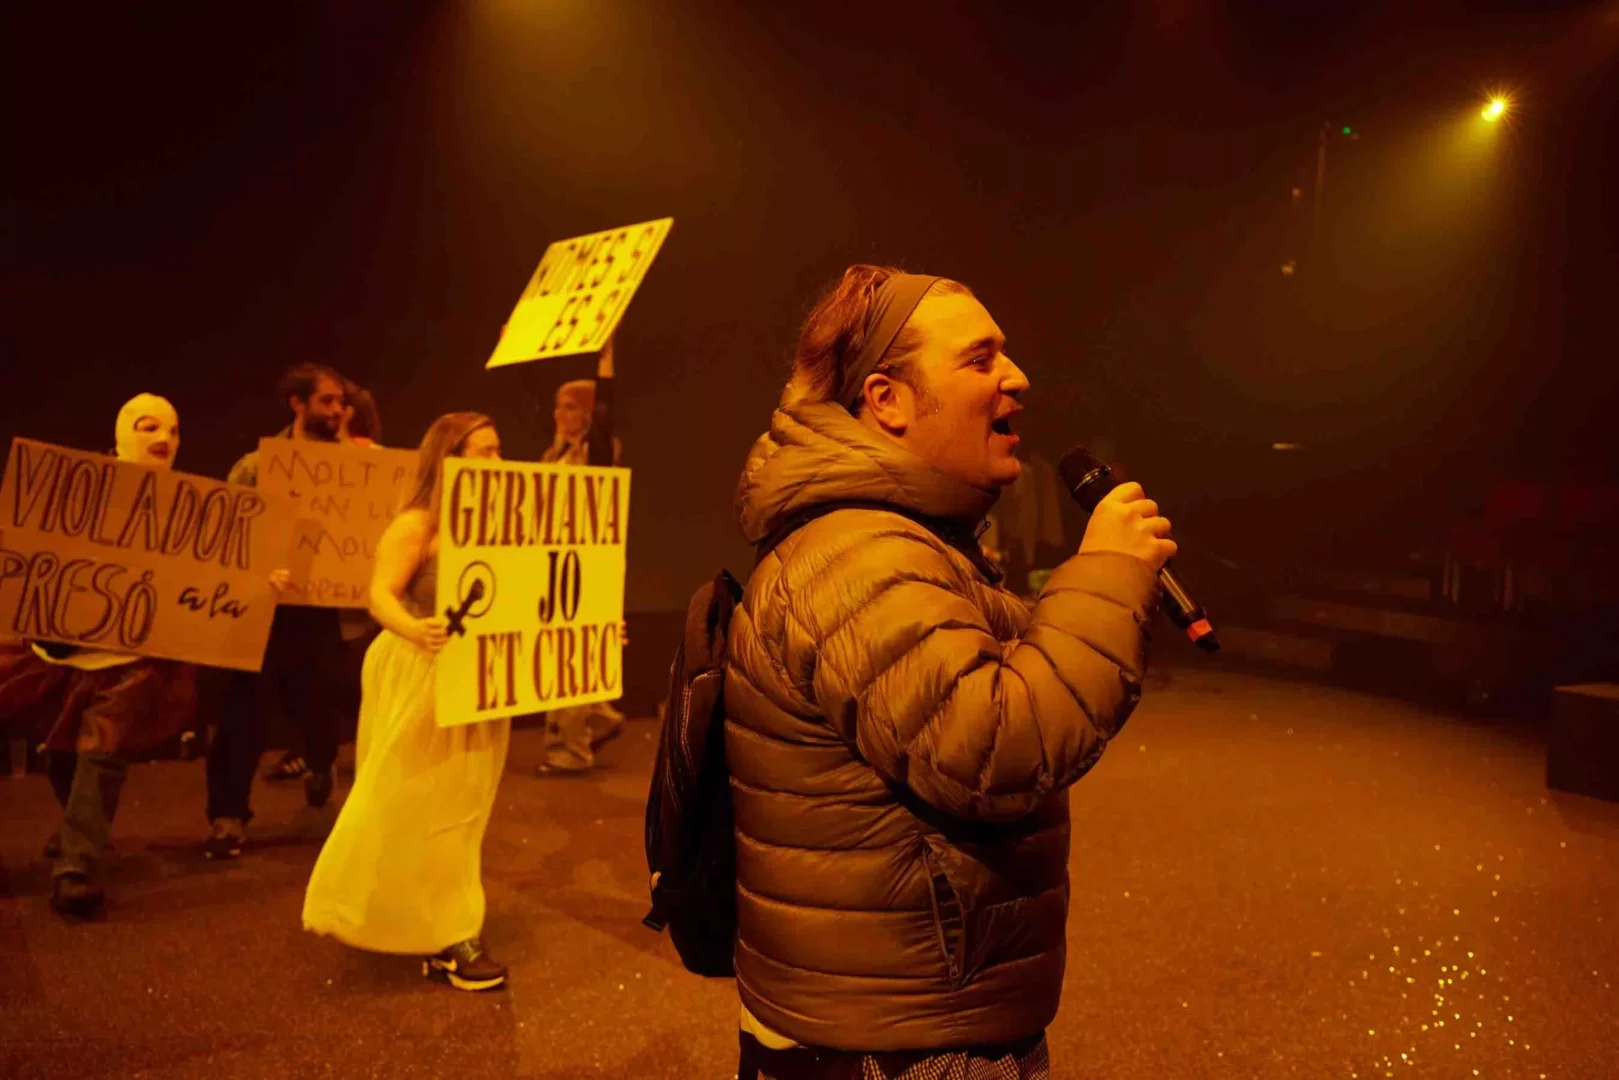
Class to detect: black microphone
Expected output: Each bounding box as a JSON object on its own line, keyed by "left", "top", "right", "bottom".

{"left": 1056, "top": 446, "right": 1220, "bottom": 653}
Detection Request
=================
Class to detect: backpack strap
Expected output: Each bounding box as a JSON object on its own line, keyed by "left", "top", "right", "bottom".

{"left": 753, "top": 500, "right": 1002, "bottom": 584}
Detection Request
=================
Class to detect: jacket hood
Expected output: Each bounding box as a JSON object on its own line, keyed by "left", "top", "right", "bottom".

{"left": 735, "top": 401, "right": 1000, "bottom": 546}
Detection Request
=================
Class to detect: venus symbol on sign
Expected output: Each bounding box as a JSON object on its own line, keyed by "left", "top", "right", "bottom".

{"left": 446, "top": 561, "right": 496, "bottom": 637}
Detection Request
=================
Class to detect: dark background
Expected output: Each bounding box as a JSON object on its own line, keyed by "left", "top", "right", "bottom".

{"left": 3, "top": 0, "right": 1614, "bottom": 611}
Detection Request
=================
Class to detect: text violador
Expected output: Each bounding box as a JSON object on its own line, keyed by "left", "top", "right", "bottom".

{"left": 8, "top": 443, "right": 265, "bottom": 570}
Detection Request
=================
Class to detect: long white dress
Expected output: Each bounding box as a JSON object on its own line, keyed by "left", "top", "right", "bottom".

{"left": 302, "top": 556, "right": 510, "bottom": 954}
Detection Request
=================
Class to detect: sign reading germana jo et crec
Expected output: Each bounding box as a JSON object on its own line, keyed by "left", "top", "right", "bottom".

{"left": 0, "top": 437, "right": 291, "bottom": 671}
{"left": 434, "top": 459, "right": 630, "bottom": 728}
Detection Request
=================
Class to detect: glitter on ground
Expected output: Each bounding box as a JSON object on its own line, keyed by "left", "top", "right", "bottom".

{"left": 7, "top": 667, "right": 1616, "bottom": 1077}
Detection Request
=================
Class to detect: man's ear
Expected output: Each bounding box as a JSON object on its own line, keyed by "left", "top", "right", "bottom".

{"left": 861, "top": 374, "right": 910, "bottom": 436}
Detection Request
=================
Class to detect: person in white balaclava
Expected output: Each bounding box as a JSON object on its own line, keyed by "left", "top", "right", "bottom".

{"left": 114, "top": 392, "right": 181, "bottom": 467}
{"left": 0, "top": 394, "right": 198, "bottom": 919}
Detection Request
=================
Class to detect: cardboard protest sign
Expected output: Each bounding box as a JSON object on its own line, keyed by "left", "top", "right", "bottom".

{"left": 485, "top": 217, "right": 673, "bottom": 369}
{"left": 256, "top": 438, "right": 418, "bottom": 608}
{"left": 0, "top": 438, "right": 291, "bottom": 671}
{"left": 434, "top": 459, "right": 630, "bottom": 728}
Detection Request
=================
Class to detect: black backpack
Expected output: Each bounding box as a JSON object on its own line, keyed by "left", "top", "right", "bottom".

{"left": 640, "top": 501, "right": 989, "bottom": 976}
{"left": 640, "top": 506, "right": 836, "bottom": 976}
{"left": 639, "top": 566, "right": 746, "bottom": 976}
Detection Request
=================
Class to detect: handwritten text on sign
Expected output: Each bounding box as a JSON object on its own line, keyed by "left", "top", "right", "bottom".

{"left": 485, "top": 217, "right": 673, "bottom": 368}
{"left": 257, "top": 439, "right": 417, "bottom": 608}
{"left": 0, "top": 438, "right": 289, "bottom": 671}
{"left": 434, "top": 459, "right": 630, "bottom": 727}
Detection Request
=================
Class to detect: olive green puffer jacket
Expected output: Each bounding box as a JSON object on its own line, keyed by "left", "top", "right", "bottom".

{"left": 725, "top": 401, "right": 1159, "bottom": 1051}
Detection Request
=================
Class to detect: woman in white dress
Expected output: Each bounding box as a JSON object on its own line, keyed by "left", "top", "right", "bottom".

{"left": 302, "top": 411, "right": 511, "bottom": 991}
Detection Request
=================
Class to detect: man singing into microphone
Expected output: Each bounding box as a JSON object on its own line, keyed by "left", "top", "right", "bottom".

{"left": 726, "top": 265, "right": 1176, "bottom": 1077}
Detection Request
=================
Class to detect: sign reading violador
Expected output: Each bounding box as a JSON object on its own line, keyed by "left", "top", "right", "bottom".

{"left": 485, "top": 217, "right": 673, "bottom": 369}
{"left": 433, "top": 458, "right": 630, "bottom": 728}
{"left": 256, "top": 438, "right": 418, "bottom": 608}
{"left": 0, "top": 437, "right": 291, "bottom": 671}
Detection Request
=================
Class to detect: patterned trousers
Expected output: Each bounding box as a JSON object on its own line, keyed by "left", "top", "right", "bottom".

{"left": 739, "top": 1031, "right": 1051, "bottom": 1080}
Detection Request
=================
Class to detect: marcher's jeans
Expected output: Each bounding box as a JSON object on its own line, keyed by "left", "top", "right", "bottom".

{"left": 48, "top": 750, "right": 127, "bottom": 879}
{"left": 206, "top": 605, "right": 346, "bottom": 823}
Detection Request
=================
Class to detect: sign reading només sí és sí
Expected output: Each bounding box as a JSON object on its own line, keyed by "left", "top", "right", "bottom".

{"left": 485, "top": 217, "right": 672, "bottom": 368}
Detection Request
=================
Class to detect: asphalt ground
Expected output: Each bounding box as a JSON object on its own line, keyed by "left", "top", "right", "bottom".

{"left": 2, "top": 667, "right": 1615, "bottom": 1079}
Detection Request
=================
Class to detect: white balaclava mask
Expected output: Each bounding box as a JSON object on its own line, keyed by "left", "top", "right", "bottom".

{"left": 115, "top": 393, "right": 180, "bottom": 468}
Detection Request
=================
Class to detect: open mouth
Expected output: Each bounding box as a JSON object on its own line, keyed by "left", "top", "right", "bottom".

{"left": 991, "top": 416, "right": 1016, "bottom": 437}
{"left": 149, "top": 445, "right": 171, "bottom": 458}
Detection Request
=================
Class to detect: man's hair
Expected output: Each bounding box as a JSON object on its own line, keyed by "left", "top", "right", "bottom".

{"left": 342, "top": 379, "right": 382, "bottom": 442}
{"left": 783, "top": 264, "right": 971, "bottom": 415}
{"left": 278, "top": 362, "right": 344, "bottom": 405}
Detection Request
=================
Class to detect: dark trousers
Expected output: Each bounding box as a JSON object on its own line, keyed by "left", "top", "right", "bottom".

{"left": 205, "top": 605, "right": 345, "bottom": 823}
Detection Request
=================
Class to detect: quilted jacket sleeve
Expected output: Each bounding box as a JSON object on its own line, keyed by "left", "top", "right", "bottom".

{"left": 789, "top": 519, "right": 1158, "bottom": 822}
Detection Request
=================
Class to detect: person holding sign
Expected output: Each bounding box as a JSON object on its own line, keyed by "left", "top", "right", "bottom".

{"left": 536, "top": 338, "right": 628, "bottom": 775}
{"left": 260, "top": 375, "right": 386, "bottom": 780}
{"left": 302, "top": 411, "right": 512, "bottom": 993}
{"left": 338, "top": 378, "right": 382, "bottom": 448}
{"left": 205, "top": 362, "right": 353, "bottom": 858}
{"left": 0, "top": 394, "right": 199, "bottom": 918}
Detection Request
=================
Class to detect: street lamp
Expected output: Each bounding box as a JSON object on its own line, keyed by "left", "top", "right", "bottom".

{"left": 1482, "top": 96, "right": 1509, "bottom": 122}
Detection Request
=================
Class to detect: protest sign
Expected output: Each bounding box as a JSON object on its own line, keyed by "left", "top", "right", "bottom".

{"left": 0, "top": 437, "right": 291, "bottom": 671}
{"left": 434, "top": 459, "right": 630, "bottom": 728}
{"left": 485, "top": 216, "right": 673, "bottom": 369}
{"left": 256, "top": 438, "right": 418, "bottom": 608}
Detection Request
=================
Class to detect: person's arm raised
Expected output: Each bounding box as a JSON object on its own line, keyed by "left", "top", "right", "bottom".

{"left": 367, "top": 509, "right": 448, "bottom": 653}
{"left": 586, "top": 338, "right": 617, "bottom": 467}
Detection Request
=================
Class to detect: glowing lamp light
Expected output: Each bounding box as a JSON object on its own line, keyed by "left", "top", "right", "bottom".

{"left": 1482, "top": 97, "right": 1508, "bottom": 122}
